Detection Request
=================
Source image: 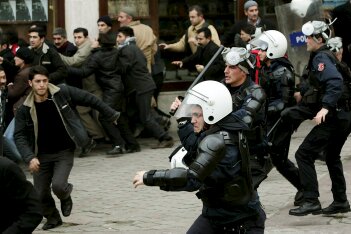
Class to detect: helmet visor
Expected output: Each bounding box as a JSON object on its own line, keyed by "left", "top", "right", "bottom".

{"left": 174, "top": 90, "right": 206, "bottom": 119}
{"left": 249, "top": 38, "right": 268, "bottom": 51}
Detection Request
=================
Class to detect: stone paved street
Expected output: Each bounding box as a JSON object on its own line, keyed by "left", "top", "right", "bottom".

{"left": 28, "top": 120, "right": 351, "bottom": 233}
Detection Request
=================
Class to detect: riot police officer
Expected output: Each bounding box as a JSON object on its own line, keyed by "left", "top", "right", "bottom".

{"left": 133, "top": 78, "right": 266, "bottom": 233}
{"left": 270, "top": 20, "right": 344, "bottom": 216}
{"left": 250, "top": 30, "right": 303, "bottom": 205}
{"left": 317, "top": 36, "right": 351, "bottom": 215}
{"left": 170, "top": 47, "right": 269, "bottom": 191}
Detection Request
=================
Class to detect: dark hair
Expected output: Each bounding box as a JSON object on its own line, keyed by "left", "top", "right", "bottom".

{"left": 314, "top": 29, "right": 331, "bottom": 43}
{"left": 73, "top": 27, "right": 88, "bottom": 37}
{"left": 197, "top": 27, "right": 211, "bottom": 38}
{"left": 3, "top": 30, "right": 18, "bottom": 44}
{"left": 29, "top": 65, "right": 49, "bottom": 80}
{"left": 0, "top": 37, "right": 10, "bottom": 46}
{"left": 117, "top": 26, "right": 134, "bottom": 37}
{"left": 188, "top": 5, "right": 204, "bottom": 16}
{"left": 0, "top": 65, "right": 4, "bottom": 71}
{"left": 28, "top": 27, "right": 46, "bottom": 38}
{"left": 240, "top": 23, "right": 256, "bottom": 36}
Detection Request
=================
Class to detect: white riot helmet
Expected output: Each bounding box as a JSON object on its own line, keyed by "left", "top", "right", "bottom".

{"left": 290, "top": 0, "right": 314, "bottom": 18}
{"left": 174, "top": 80, "right": 232, "bottom": 125}
{"left": 302, "top": 20, "right": 331, "bottom": 41}
{"left": 327, "top": 37, "right": 343, "bottom": 52}
{"left": 249, "top": 30, "right": 287, "bottom": 59}
{"left": 221, "top": 47, "right": 254, "bottom": 74}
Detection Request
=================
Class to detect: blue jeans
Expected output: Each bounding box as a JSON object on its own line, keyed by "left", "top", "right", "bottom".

{"left": 3, "top": 118, "right": 22, "bottom": 162}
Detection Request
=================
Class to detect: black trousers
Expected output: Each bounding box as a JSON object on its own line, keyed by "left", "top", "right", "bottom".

{"left": 323, "top": 110, "right": 351, "bottom": 202}
{"left": 100, "top": 92, "right": 139, "bottom": 148}
{"left": 275, "top": 105, "right": 339, "bottom": 200}
{"left": 186, "top": 207, "right": 266, "bottom": 234}
{"left": 135, "top": 91, "right": 167, "bottom": 140}
{"left": 269, "top": 110, "right": 302, "bottom": 191}
{"left": 33, "top": 149, "right": 74, "bottom": 219}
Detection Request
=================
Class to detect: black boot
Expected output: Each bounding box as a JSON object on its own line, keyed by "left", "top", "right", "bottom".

{"left": 289, "top": 200, "right": 322, "bottom": 216}
{"left": 322, "top": 201, "right": 351, "bottom": 214}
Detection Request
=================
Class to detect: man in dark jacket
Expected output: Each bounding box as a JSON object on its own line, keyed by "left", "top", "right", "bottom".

{"left": 52, "top": 27, "right": 77, "bottom": 57}
{"left": 221, "top": 0, "right": 276, "bottom": 47}
{"left": 68, "top": 32, "right": 140, "bottom": 155}
{"left": 117, "top": 26, "right": 174, "bottom": 149}
{"left": 28, "top": 26, "right": 67, "bottom": 84}
{"left": 171, "top": 27, "right": 224, "bottom": 81}
{"left": 14, "top": 65, "right": 120, "bottom": 230}
{"left": 0, "top": 156, "right": 43, "bottom": 234}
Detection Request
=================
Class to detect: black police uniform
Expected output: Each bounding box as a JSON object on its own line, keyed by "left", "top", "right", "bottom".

{"left": 319, "top": 51, "right": 351, "bottom": 207}
{"left": 259, "top": 57, "right": 302, "bottom": 193}
{"left": 271, "top": 45, "right": 343, "bottom": 214}
{"left": 144, "top": 78, "right": 267, "bottom": 233}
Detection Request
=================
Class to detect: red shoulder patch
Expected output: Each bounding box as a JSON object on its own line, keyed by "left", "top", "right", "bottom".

{"left": 318, "top": 63, "right": 325, "bottom": 71}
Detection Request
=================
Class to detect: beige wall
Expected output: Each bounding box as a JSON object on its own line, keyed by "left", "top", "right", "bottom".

{"left": 65, "top": 0, "right": 99, "bottom": 43}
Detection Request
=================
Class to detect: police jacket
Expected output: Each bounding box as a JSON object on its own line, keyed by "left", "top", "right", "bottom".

{"left": 31, "top": 43, "right": 68, "bottom": 84}
{"left": 0, "top": 157, "right": 42, "bottom": 234}
{"left": 144, "top": 128, "right": 260, "bottom": 224}
{"left": 300, "top": 45, "right": 343, "bottom": 111}
{"left": 117, "top": 40, "right": 156, "bottom": 96}
{"left": 260, "top": 57, "right": 295, "bottom": 116}
{"left": 14, "top": 84, "right": 119, "bottom": 164}
{"left": 222, "top": 77, "right": 266, "bottom": 130}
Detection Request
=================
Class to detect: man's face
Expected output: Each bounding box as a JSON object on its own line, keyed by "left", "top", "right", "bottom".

{"left": 191, "top": 105, "right": 205, "bottom": 133}
{"left": 0, "top": 71, "right": 7, "bottom": 89}
{"left": 189, "top": 10, "right": 203, "bottom": 26}
{"left": 116, "top": 32, "right": 127, "bottom": 45}
{"left": 97, "top": 22, "right": 111, "bottom": 34}
{"left": 53, "top": 34, "right": 66, "bottom": 48}
{"left": 196, "top": 32, "right": 210, "bottom": 47}
{"left": 0, "top": 44, "right": 7, "bottom": 52}
{"left": 29, "top": 32, "right": 44, "bottom": 49}
{"left": 240, "top": 30, "right": 251, "bottom": 43}
{"left": 117, "top": 12, "right": 132, "bottom": 26}
{"left": 29, "top": 74, "right": 49, "bottom": 97}
{"left": 14, "top": 56, "right": 24, "bottom": 67}
{"left": 224, "top": 64, "right": 247, "bottom": 87}
{"left": 257, "top": 49, "right": 267, "bottom": 62}
{"left": 73, "top": 32, "right": 86, "bottom": 47}
{"left": 245, "top": 6, "right": 259, "bottom": 22}
{"left": 305, "top": 35, "right": 321, "bottom": 52}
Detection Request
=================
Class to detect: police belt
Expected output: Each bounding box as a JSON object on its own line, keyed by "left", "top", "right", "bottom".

{"left": 338, "top": 99, "right": 351, "bottom": 112}
{"left": 196, "top": 176, "right": 252, "bottom": 209}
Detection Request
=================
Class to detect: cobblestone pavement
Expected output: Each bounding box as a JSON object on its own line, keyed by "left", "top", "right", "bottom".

{"left": 28, "top": 120, "right": 351, "bottom": 233}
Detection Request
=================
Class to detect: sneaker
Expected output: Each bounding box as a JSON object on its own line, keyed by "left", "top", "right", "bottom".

{"left": 106, "top": 145, "right": 125, "bottom": 155}
{"left": 79, "top": 139, "right": 96, "bottom": 157}
{"left": 151, "top": 138, "right": 174, "bottom": 149}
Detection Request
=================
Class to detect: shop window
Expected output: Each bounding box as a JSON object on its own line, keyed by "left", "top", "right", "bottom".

{"left": 0, "top": 0, "right": 48, "bottom": 22}
{"left": 108, "top": 0, "right": 150, "bottom": 18}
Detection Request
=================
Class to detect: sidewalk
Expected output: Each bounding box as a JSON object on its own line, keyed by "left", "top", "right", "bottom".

{"left": 31, "top": 120, "right": 351, "bottom": 233}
